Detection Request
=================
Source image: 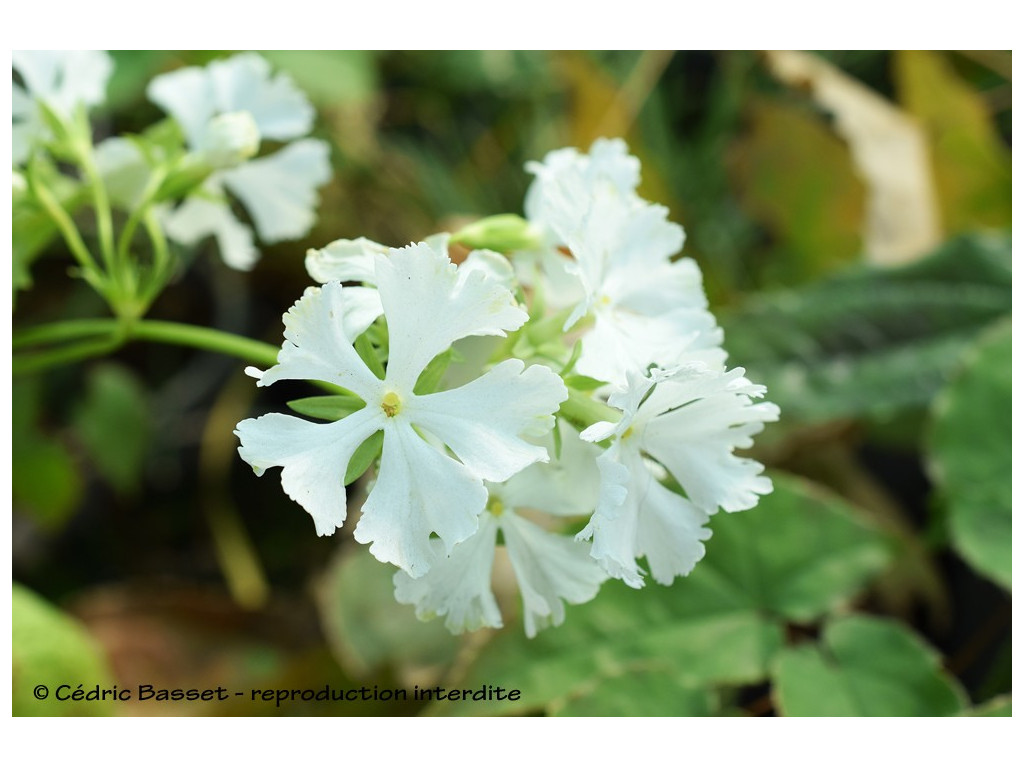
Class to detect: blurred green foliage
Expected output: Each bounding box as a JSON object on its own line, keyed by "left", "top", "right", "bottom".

{"left": 12, "top": 50, "right": 1011, "bottom": 717}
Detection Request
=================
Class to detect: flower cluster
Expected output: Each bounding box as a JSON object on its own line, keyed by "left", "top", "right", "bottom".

{"left": 238, "top": 139, "right": 779, "bottom": 638}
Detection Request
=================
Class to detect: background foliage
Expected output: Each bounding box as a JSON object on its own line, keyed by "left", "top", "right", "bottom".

{"left": 12, "top": 50, "right": 1011, "bottom": 716}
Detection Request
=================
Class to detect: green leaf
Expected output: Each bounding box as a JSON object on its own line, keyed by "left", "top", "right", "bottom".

{"left": 12, "top": 379, "right": 84, "bottom": 530}
{"left": 316, "top": 547, "right": 459, "bottom": 680}
{"left": 721, "top": 232, "right": 1011, "bottom": 424}
{"left": 440, "top": 473, "right": 890, "bottom": 715}
{"left": 927, "top": 319, "right": 1011, "bottom": 590}
{"left": 287, "top": 394, "right": 366, "bottom": 421}
{"left": 414, "top": 349, "right": 455, "bottom": 396}
{"left": 773, "top": 614, "right": 967, "bottom": 716}
{"left": 12, "top": 583, "right": 116, "bottom": 716}
{"left": 562, "top": 374, "right": 607, "bottom": 392}
{"left": 354, "top": 330, "right": 386, "bottom": 380}
{"left": 72, "top": 364, "right": 152, "bottom": 496}
{"left": 551, "top": 669, "right": 715, "bottom": 717}
{"left": 344, "top": 431, "right": 383, "bottom": 485}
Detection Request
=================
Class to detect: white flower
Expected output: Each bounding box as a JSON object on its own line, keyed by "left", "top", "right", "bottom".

{"left": 394, "top": 423, "right": 607, "bottom": 637}
{"left": 12, "top": 50, "right": 113, "bottom": 165}
{"left": 303, "top": 233, "right": 515, "bottom": 338}
{"left": 523, "top": 140, "right": 725, "bottom": 386}
{"left": 579, "top": 365, "right": 780, "bottom": 587}
{"left": 235, "top": 242, "right": 567, "bottom": 577}
{"left": 148, "top": 53, "right": 331, "bottom": 270}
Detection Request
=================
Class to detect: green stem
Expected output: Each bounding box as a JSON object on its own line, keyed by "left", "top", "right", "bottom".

{"left": 26, "top": 164, "right": 103, "bottom": 280}
{"left": 72, "top": 118, "right": 117, "bottom": 279}
{"left": 13, "top": 318, "right": 281, "bottom": 373}
{"left": 139, "top": 209, "right": 174, "bottom": 308}
{"left": 117, "top": 165, "right": 169, "bottom": 265}
{"left": 558, "top": 387, "right": 621, "bottom": 432}
{"left": 130, "top": 320, "right": 279, "bottom": 367}
{"left": 12, "top": 318, "right": 119, "bottom": 350}
{"left": 12, "top": 336, "right": 123, "bottom": 375}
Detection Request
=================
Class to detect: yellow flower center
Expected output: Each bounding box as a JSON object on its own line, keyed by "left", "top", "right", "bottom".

{"left": 381, "top": 391, "right": 402, "bottom": 418}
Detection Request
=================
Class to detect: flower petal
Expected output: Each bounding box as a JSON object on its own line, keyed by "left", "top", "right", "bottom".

{"left": 408, "top": 359, "right": 566, "bottom": 482}
{"left": 13, "top": 50, "right": 112, "bottom": 116}
{"left": 305, "top": 237, "right": 388, "bottom": 284}
{"left": 161, "top": 193, "right": 259, "bottom": 271}
{"left": 373, "top": 243, "right": 528, "bottom": 390}
{"left": 147, "top": 64, "right": 218, "bottom": 149}
{"left": 220, "top": 139, "right": 331, "bottom": 243}
{"left": 95, "top": 137, "right": 151, "bottom": 210}
{"left": 257, "top": 281, "right": 382, "bottom": 398}
{"left": 234, "top": 407, "right": 381, "bottom": 536}
{"left": 640, "top": 368, "right": 781, "bottom": 512}
{"left": 500, "top": 511, "right": 608, "bottom": 637}
{"left": 208, "top": 53, "right": 314, "bottom": 141}
{"left": 497, "top": 421, "right": 602, "bottom": 517}
{"left": 355, "top": 420, "right": 487, "bottom": 577}
{"left": 393, "top": 514, "right": 502, "bottom": 634}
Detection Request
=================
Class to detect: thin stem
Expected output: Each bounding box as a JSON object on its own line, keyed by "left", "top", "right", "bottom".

{"left": 139, "top": 208, "right": 174, "bottom": 308}
{"left": 13, "top": 318, "right": 280, "bottom": 373}
{"left": 130, "top": 320, "right": 280, "bottom": 367}
{"left": 117, "top": 165, "right": 169, "bottom": 265}
{"left": 12, "top": 318, "right": 119, "bottom": 350}
{"left": 72, "top": 116, "right": 118, "bottom": 280}
{"left": 26, "top": 165, "right": 103, "bottom": 279}
{"left": 12, "top": 336, "right": 123, "bottom": 375}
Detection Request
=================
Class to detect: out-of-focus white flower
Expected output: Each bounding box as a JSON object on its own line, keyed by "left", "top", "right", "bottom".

{"left": 235, "top": 242, "right": 567, "bottom": 577}
{"left": 12, "top": 50, "right": 113, "bottom": 165}
{"left": 148, "top": 53, "right": 331, "bottom": 270}
{"left": 394, "top": 422, "right": 607, "bottom": 637}
{"left": 579, "top": 365, "right": 780, "bottom": 588}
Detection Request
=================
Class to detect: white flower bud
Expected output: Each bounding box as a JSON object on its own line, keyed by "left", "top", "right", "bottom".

{"left": 198, "top": 111, "right": 261, "bottom": 169}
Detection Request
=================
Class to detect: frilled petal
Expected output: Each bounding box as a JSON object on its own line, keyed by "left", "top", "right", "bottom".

{"left": 208, "top": 53, "right": 314, "bottom": 141}
{"left": 305, "top": 237, "right": 388, "bottom": 284}
{"left": 497, "top": 421, "right": 602, "bottom": 517}
{"left": 576, "top": 307, "right": 726, "bottom": 387}
{"left": 234, "top": 408, "right": 381, "bottom": 536}
{"left": 459, "top": 249, "right": 516, "bottom": 291}
{"left": 393, "top": 514, "right": 502, "bottom": 634}
{"left": 639, "top": 367, "right": 781, "bottom": 513}
{"left": 220, "top": 139, "right": 331, "bottom": 243}
{"left": 500, "top": 511, "right": 608, "bottom": 637}
{"left": 161, "top": 194, "right": 259, "bottom": 271}
{"left": 355, "top": 419, "right": 487, "bottom": 577}
{"left": 576, "top": 443, "right": 641, "bottom": 586}
{"left": 147, "top": 65, "right": 218, "bottom": 148}
{"left": 13, "top": 50, "right": 112, "bottom": 116}
{"left": 579, "top": 445, "right": 711, "bottom": 588}
{"left": 256, "top": 281, "right": 382, "bottom": 398}
{"left": 374, "top": 243, "right": 528, "bottom": 391}
{"left": 407, "top": 360, "right": 565, "bottom": 482}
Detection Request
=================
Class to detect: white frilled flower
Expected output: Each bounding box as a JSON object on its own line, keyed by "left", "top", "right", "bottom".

{"left": 148, "top": 52, "right": 331, "bottom": 270}
{"left": 394, "top": 423, "right": 607, "bottom": 637}
{"left": 235, "top": 242, "right": 567, "bottom": 577}
{"left": 523, "top": 140, "right": 725, "bottom": 386}
{"left": 579, "top": 365, "right": 780, "bottom": 588}
{"left": 12, "top": 50, "right": 113, "bottom": 165}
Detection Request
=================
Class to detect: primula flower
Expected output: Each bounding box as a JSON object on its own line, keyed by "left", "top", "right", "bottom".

{"left": 579, "top": 365, "right": 780, "bottom": 588}
{"left": 523, "top": 140, "right": 725, "bottom": 386}
{"left": 394, "top": 423, "right": 607, "bottom": 637}
{"left": 147, "top": 52, "right": 331, "bottom": 270}
{"left": 235, "top": 242, "right": 567, "bottom": 577}
{"left": 12, "top": 50, "right": 113, "bottom": 165}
